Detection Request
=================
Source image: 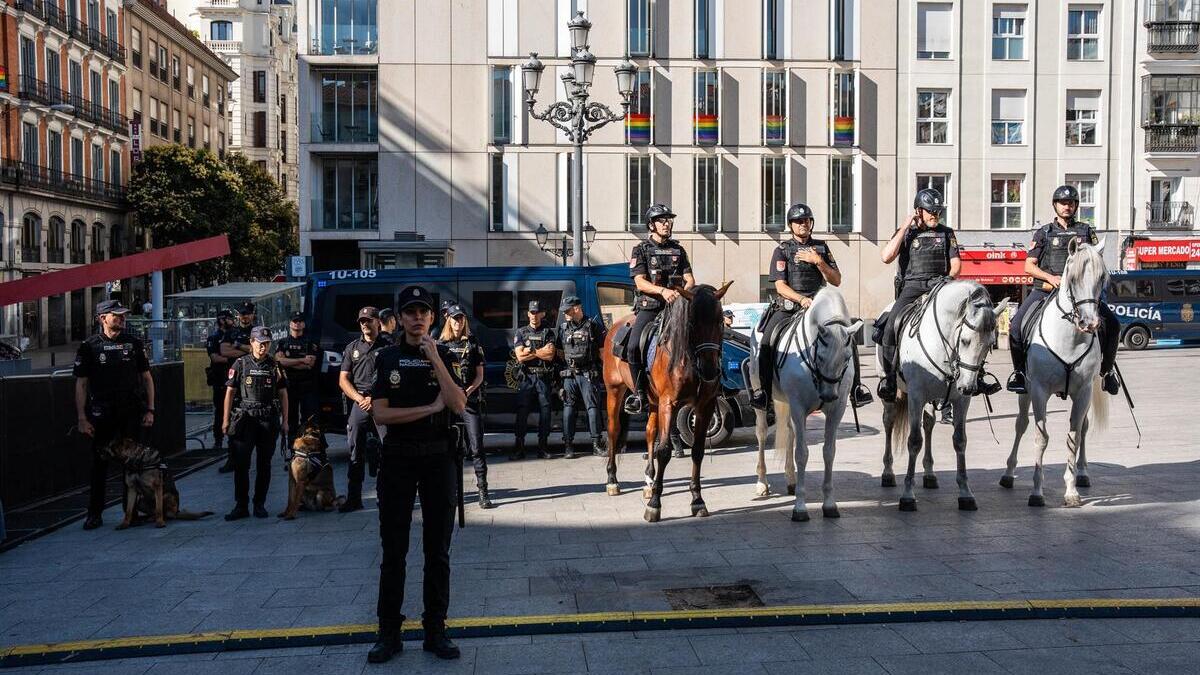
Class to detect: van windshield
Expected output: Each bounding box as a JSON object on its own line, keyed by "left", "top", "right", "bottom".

{"left": 322, "top": 287, "right": 395, "bottom": 339}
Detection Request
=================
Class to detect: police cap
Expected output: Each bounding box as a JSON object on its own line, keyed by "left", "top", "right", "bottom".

{"left": 238, "top": 301, "right": 256, "bottom": 315}
{"left": 357, "top": 306, "right": 379, "bottom": 321}
{"left": 289, "top": 311, "right": 305, "bottom": 323}
{"left": 398, "top": 286, "right": 434, "bottom": 312}
{"left": 250, "top": 326, "right": 273, "bottom": 342}
{"left": 913, "top": 188, "right": 944, "bottom": 215}
{"left": 445, "top": 303, "right": 466, "bottom": 317}
{"left": 1052, "top": 184, "right": 1080, "bottom": 204}
{"left": 528, "top": 300, "right": 545, "bottom": 314}
{"left": 645, "top": 203, "right": 676, "bottom": 222}
{"left": 560, "top": 295, "right": 582, "bottom": 311}
{"left": 723, "top": 309, "right": 734, "bottom": 319}
{"left": 95, "top": 299, "right": 130, "bottom": 316}
{"left": 786, "top": 203, "right": 815, "bottom": 223}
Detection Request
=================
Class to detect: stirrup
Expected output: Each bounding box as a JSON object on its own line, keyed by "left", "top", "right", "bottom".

{"left": 623, "top": 393, "right": 644, "bottom": 414}
{"left": 851, "top": 384, "right": 874, "bottom": 406}
{"left": 749, "top": 390, "right": 768, "bottom": 410}
{"left": 977, "top": 372, "right": 1002, "bottom": 396}
{"left": 1006, "top": 371, "right": 1027, "bottom": 394}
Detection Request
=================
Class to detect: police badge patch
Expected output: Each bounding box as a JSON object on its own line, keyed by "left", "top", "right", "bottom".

{"left": 98, "top": 353, "right": 107, "bottom": 364}
{"left": 352, "top": 349, "right": 360, "bottom": 359}
{"left": 776, "top": 260, "right": 786, "bottom": 272}
{"left": 245, "top": 377, "right": 253, "bottom": 385}
{"left": 912, "top": 238, "right": 922, "bottom": 250}
{"left": 389, "top": 369, "right": 401, "bottom": 384}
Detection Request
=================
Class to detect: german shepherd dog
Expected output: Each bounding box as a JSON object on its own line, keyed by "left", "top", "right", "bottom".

{"left": 103, "top": 438, "right": 213, "bottom": 529}
{"left": 279, "top": 417, "right": 342, "bottom": 520}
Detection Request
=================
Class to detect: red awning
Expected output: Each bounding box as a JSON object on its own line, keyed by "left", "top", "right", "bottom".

{"left": 958, "top": 258, "right": 1032, "bottom": 285}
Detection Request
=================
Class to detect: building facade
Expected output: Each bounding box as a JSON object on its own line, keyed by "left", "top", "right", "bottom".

{"left": 126, "top": 0, "right": 237, "bottom": 158}
{"left": 174, "top": 0, "right": 297, "bottom": 199}
{"left": 296, "top": 0, "right": 1197, "bottom": 317}
{"left": 0, "top": 0, "right": 131, "bottom": 348}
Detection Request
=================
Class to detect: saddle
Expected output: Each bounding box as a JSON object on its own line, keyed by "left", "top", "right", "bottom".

{"left": 872, "top": 299, "right": 924, "bottom": 347}
{"left": 759, "top": 305, "right": 807, "bottom": 373}
{"left": 1018, "top": 292, "right": 1053, "bottom": 346}
{"left": 611, "top": 313, "right": 664, "bottom": 375}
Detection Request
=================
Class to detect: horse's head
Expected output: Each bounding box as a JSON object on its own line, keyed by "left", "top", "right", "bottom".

{"left": 675, "top": 280, "right": 733, "bottom": 384}
{"left": 809, "top": 318, "right": 863, "bottom": 403}
{"left": 953, "top": 286, "right": 1004, "bottom": 397}
{"left": 1063, "top": 238, "right": 1109, "bottom": 333}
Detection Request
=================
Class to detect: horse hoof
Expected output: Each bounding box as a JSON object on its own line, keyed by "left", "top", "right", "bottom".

{"left": 822, "top": 505, "right": 840, "bottom": 519}
{"left": 1075, "top": 476, "right": 1091, "bottom": 488}
{"left": 999, "top": 475, "right": 1015, "bottom": 489}
{"left": 791, "top": 509, "right": 810, "bottom": 522}
{"left": 1028, "top": 495, "right": 1045, "bottom": 507}
{"left": 786, "top": 484, "right": 796, "bottom": 496}
{"left": 923, "top": 475, "right": 939, "bottom": 490}
{"left": 881, "top": 475, "right": 896, "bottom": 488}
{"left": 606, "top": 484, "right": 620, "bottom": 496}
{"left": 1063, "top": 494, "right": 1082, "bottom": 508}
{"left": 642, "top": 486, "right": 653, "bottom": 500}
{"left": 898, "top": 498, "right": 917, "bottom": 512}
{"left": 754, "top": 482, "right": 770, "bottom": 497}
{"left": 691, "top": 505, "right": 710, "bottom": 518}
{"left": 958, "top": 497, "right": 978, "bottom": 511}
{"left": 644, "top": 507, "right": 661, "bottom": 523}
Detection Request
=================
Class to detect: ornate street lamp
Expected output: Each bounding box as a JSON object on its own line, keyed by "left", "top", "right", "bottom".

{"left": 535, "top": 222, "right": 595, "bottom": 266}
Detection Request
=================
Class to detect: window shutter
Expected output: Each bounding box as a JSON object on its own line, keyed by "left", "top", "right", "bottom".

{"left": 509, "top": 68, "right": 526, "bottom": 145}
{"left": 713, "top": 0, "right": 724, "bottom": 58}
{"left": 1067, "top": 91, "right": 1100, "bottom": 111}
{"left": 992, "top": 89, "right": 1025, "bottom": 120}
{"left": 503, "top": 154, "right": 520, "bottom": 233}
{"left": 917, "top": 3, "right": 952, "bottom": 54}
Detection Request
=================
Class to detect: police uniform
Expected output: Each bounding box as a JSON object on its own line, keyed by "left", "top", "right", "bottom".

{"left": 557, "top": 297, "right": 605, "bottom": 457}
{"left": 440, "top": 310, "right": 492, "bottom": 507}
{"left": 74, "top": 301, "right": 151, "bottom": 525}
{"left": 205, "top": 310, "right": 233, "bottom": 450}
{"left": 225, "top": 329, "right": 287, "bottom": 517}
{"left": 274, "top": 313, "right": 321, "bottom": 444}
{"left": 370, "top": 285, "right": 460, "bottom": 663}
{"left": 627, "top": 235, "right": 692, "bottom": 412}
{"left": 340, "top": 315, "right": 389, "bottom": 508}
{"left": 513, "top": 302, "right": 556, "bottom": 458}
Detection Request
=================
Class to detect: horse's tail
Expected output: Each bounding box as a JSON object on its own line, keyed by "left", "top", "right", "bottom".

{"left": 890, "top": 391, "right": 910, "bottom": 453}
{"left": 1089, "top": 375, "right": 1109, "bottom": 431}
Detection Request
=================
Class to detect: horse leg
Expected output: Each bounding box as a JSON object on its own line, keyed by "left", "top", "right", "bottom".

{"left": 782, "top": 400, "right": 797, "bottom": 496}
{"left": 790, "top": 405, "right": 811, "bottom": 522}
{"left": 900, "top": 398, "right": 923, "bottom": 511}
{"left": 820, "top": 402, "right": 844, "bottom": 518}
{"left": 881, "top": 401, "right": 896, "bottom": 487}
{"left": 952, "top": 397, "right": 976, "bottom": 511}
{"left": 754, "top": 405, "right": 770, "bottom": 496}
{"left": 1075, "top": 414, "right": 1091, "bottom": 488}
{"left": 921, "top": 408, "right": 938, "bottom": 489}
{"left": 1028, "top": 395, "right": 1051, "bottom": 507}
{"left": 689, "top": 406, "right": 711, "bottom": 518}
{"left": 644, "top": 402, "right": 672, "bottom": 523}
{"left": 604, "top": 381, "right": 624, "bottom": 496}
{"left": 1062, "top": 391, "right": 1090, "bottom": 508}
{"left": 642, "top": 410, "right": 659, "bottom": 501}
{"left": 1001, "top": 393, "right": 1030, "bottom": 489}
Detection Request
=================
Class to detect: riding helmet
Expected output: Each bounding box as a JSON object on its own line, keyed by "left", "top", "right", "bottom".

{"left": 913, "top": 188, "right": 944, "bottom": 215}
{"left": 786, "top": 203, "right": 815, "bottom": 223}
{"left": 645, "top": 203, "right": 677, "bottom": 223}
{"left": 1052, "top": 184, "right": 1080, "bottom": 204}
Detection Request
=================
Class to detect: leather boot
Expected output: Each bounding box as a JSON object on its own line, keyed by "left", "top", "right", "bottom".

{"left": 536, "top": 441, "right": 551, "bottom": 460}
{"left": 477, "top": 486, "right": 495, "bottom": 509}
{"left": 1102, "top": 371, "right": 1120, "bottom": 395}
{"left": 624, "top": 371, "right": 647, "bottom": 414}
{"left": 423, "top": 632, "right": 461, "bottom": 660}
{"left": 592, "top": 437, "right": 607, "bottom": 457}
{"left": 563, "top": 442, "right": 575, "bottom": 459}
{"left": 367, "top": 627, "right": 403, "bottom": 663}
{"left": 877, "top": 346, "right": 898, "bottom": 403}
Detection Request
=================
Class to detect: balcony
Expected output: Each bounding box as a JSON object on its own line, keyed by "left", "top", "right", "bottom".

{"left": 310, "top": 121, "right": 377, "bottom": 144}
{"left": 1143, "top": 123, "right": 1200, "bottom": 152}
{"left": 0, "top": 161, "right": 126, "bottom": 205}
{"left": 47, "top": 248, "right": 64, "bottom": 264}
{"left": 1146, "top": 201, "right": 1195, "bottom": 230}
{"left": 205, "top": 40, "right": 242, "bottom": 54}
{"left": 18, "top": 75, "right": 129, "bottom": 135}
{"left": 13, "top": 3, "right": 125, "bottom": 62}
{"left": 1145, "top": 1, "right": 1200, "bottom": 53}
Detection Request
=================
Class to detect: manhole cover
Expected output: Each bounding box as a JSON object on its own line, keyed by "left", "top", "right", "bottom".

{"left": 663, "top": 584, "right": 764, "bottom": 611}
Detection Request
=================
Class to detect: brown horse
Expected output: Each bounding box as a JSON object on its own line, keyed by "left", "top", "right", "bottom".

{"left": 601, "top": 281, "right": 733, "bottom": 522}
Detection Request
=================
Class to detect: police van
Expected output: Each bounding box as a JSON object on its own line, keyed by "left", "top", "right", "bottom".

{"left": 1107, "top": 269, "right": 1200, "bottom": 350}
{"left": 303, "top": 264, "right": 753, "bottom": 447}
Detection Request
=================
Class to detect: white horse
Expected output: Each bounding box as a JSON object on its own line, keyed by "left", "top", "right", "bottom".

{"left": 1001, "top": 241, "right": 1109, "bottom": 507}
{"left": 879, "top": 280, "right": 1007, "bottom": 512}
{"left": 749, "top": 288, "right": 863, "bottom": 522}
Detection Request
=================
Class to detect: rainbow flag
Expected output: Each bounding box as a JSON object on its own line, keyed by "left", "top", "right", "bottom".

{"left": 834, "top": 116, "right": 854, "bottom": 145}
{"left": 694, "top": 114, "right": 719, "bottom": 145}
{"left": 0, "top": 66, "right": 7, "bottom": 92}
{"left": 765, "top": 115, "right": 786, "bottom": 143}
{"left": 626, "top": 113, "right": 651, "bottom": 145}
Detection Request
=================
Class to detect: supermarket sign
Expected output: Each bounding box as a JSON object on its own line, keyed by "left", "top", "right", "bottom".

{"left": 1132, "top": 239, "right": 1200, "bottom": 263}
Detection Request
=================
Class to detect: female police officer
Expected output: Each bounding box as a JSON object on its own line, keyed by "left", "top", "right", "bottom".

{"left": 439, "top": 302, "right": 493, "bottom": 509}
{"left": 222, "top": 326, "right": 288, "bottom": 520}
{"left": 367, "top": 286, "right": 466, "bottom": 664}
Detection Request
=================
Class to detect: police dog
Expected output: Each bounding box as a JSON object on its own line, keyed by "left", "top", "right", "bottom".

{"left": 103, "top": 438, "right": 213, "bottom": 529}
{"left": 279, "top": 417, "right": 341, "bottom": 519}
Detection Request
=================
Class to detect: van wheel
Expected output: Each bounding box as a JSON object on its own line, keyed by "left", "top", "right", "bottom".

{"left": 676, "top": 398, "right": 734, "bottom": 449}
{"left": 1123, "top": 325, "right": 1150, "bottom": 351}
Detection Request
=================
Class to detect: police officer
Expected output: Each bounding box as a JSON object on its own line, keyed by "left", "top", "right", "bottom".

{"left": 74, "top": 300, "right": 155, "bottom": 530}
{"left": 379, "top": 308, "right": 397, "bottom": 342}
{"left": 750, "top": 203, "right": 874, "bottom": 410}
{"left": 205, "top": 309, "right": 235, "bottom": 462}
{"left": 338, "top": 306, "right": 389, "bottom": 512}
{"left": 556, "top": 295, "right": 606, "bottom": 458}
{"left": 216, "top": 302, "right": 257, "bottom": 473}
{"left": 367, "top": 285, "right": 465, "bottom": 664}
{"left": 626, "top": 203, "right": 696, "bottom": 414}
{"left": 723, "top": 309, "right": 735, "bottom": 329}
{"left": 439, "top": 302, "right": 493, "bottom": 509}
{"left": 222, "top": 326, "right": 288, "bottom": 520}
{"left": 513, "top": 301, "right": 556, "bottom": 459}
{"left": 274, "top": 312, "right": 321, "bottom": 444}
{"left": 1007, "top": 185, "right": 1121, "bottom": 395}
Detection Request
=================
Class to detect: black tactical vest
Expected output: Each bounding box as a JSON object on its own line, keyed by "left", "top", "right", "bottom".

{"left": 636, "top": 240, "right": 687, "bottom": 311}
{"left": 904, "top": 229, "right": 951, "bottom": 281}
{"left": 443, "top": 337, "right": 475, "bottom": 384}
{"left": 520, "top": 327, "right": 555, "bottom": 375}
{"left": 782, "top": 239, "right": 828, "bottom": 296}
{"left": 1038, "top": 222, "right": 1091, "bottom": 276}
{"left": 236, "top": 356, "right": 281, "bottom": 408}
{"left": 561, "top": 320, "right": 595, "bottom": 368}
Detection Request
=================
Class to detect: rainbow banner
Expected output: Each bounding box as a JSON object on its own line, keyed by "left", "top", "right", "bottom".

{"left": 694, "top": 114, "right": 718, "bottom": 145}
{"left": 765, "top": 115, "right": 786, "bottom": 143}
{"left": 0, "top": 66, "right": 7, "bottom": 92}
{"left": 834, "top": 116, "right": 855, "bottom": 145}
{"left": 626, "top": 113, "right": 651, "bottom": 145}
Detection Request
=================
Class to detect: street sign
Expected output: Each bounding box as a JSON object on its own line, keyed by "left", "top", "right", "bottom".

{"left": 130, "top": 121, "right": 142, "bottom": 164}
{"left": 106, "top": 280, "right": 122, "bottom": 293}
{"left": 288, "top": 255, "right": 311, "bottom": 279}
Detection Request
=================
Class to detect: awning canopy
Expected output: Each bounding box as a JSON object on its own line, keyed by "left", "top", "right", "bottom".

{"left": 958, "top": 247, "right": 1031, "bottom": 285}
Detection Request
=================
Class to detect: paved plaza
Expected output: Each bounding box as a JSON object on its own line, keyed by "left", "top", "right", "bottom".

{"left": 2, "top": 347, "right": 1199, "bottom": 673}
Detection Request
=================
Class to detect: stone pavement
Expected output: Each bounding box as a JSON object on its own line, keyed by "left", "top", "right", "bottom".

{"left": 1, "top": 348, "right": 1199, "bottom": 666}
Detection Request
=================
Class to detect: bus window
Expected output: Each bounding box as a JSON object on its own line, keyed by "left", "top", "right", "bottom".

{"left": 1166, "top": 278, "right": 1200, "bottom": 299}
{"left": 473, "top": 291, "right": 514, "bottom": 329}
{"left": 331, "top": 292, "right": 393, "bottom": 334}
{"left": 597, "top": 282, "right": 635, "bottom": 328}
{"left": 1137, "top": 280, "right": 1156, "bottom": 299}
{"left": 518, "top": 290, "right": 563, "bottom": 327}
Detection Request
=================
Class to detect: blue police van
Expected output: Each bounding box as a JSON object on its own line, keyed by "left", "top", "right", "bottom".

{"left": 303, "top": 264, "right": 753, "bottom": 447}
{"left": 1107, "top": 269, "right": 1200, "bottom": 349}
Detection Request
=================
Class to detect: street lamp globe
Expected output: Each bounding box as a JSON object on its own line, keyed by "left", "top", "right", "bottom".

{"left": 521, "top": 52, "right": 545, "bottom": 100}
{"left": 584, "top": 221, "right": 597, "bottom": 244}
{"left": 571, "top": 48, "right": 597, "bottom": 89}
{"left": 568, "top": 10, "right": 591, "bottom": 51}
{"left": 535, "top": 223, "right": 549, "bottom": 248}
{"left": 614, "top": 58, "right": 637, "bottom": 99}
{"left": 560, "top": 70, "right": 579, "bottom": 99}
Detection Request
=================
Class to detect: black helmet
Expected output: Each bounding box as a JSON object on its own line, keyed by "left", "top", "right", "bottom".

{"left": 914, "top": 189, "right": 944, "bottom": 215}
{"left": 786, "top": 203, "right": 814, "bottom": 223}
{"left": 645, "top": 203, "right": 676, "bottom": 223}
{"left": 1052, "top": 184, "right": 1080, "bottom": 204}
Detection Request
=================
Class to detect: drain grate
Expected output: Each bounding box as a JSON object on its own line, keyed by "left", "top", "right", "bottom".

{"left": 663, "top": 583, "right": 764, "bottom": 611}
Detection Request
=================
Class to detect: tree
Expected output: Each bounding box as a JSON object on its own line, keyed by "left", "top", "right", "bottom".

{"left": 224, "top": 153, "right": 298, "bottom": 281}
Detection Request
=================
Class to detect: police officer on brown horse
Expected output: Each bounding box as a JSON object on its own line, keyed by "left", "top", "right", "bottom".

{"left": 750, "top": 203, "right": 873, "bottom": 410}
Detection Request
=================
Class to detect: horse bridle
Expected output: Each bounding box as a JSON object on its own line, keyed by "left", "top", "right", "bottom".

{"left": 692, "top": 341, "right": 723, "bottom": 384}
{"left": 1053, "top": 263, "right": 1102, "bottom": 329}
{"left": 798, "top": 317, "right": 853, "bottom": 389}
{"left": 910, "top": 285, "right": 992, "bottom": 387}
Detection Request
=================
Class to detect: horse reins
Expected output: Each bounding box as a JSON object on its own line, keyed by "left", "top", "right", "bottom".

{"left": 905, "top": 282, "right": 993, "bottom": 408}
{"left": 797, "top": 316, "right": 853, "bottom": 391}
{"left": 1036, "top": 267, "right": 1100, "bottom": 400}
{"left": 692, "top": 341, "right": 723, "bottom": 384}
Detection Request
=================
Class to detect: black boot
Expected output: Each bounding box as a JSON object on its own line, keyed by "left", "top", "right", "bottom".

{"left": 82, "top": 514, "right": 103, "bottom": 530}
{"left": 367, "top": 627, "right": 403, "bottom": 664}
{"left": 338, "top": 496, "right": 364, "bottom": 513}
{"left": 563, "top": 442, "right": 575, "bottom": 459}
{"left": 1102, "top": 371, "right": 1120, "bottom": 395}
{"left": 876, "top": 344, "right": 898, "bottom": 402}
{"left": 1008, "top": 339, "right": 1028, "bottom": 393}
{"left": 423, "top": 632, "right": 461, "bottom": 660}
{"left": 536, "top": 440, "right": 551, "bottom": 459}
{"left": 224, "top": 505, "right": 249, "bottom": 521}
{"left": 511, "top": 443, "right": 526, "bottom": 461}
{"left": 624, "top": 370, "right": 647, "bottom": 414}
{"left": 478, "top": 486, "right": 495, "bottom": 509}
{"left": 592, "top": 437, "right": 606, "bottom": 457}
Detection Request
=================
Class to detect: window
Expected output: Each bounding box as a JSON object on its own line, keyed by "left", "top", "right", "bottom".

{"left": 991, "top": 89, "right": 1025, "bottom": 145}
{"left": 172, "top": 56, "right": 180, "bottom": 90}
{"left": 318, "top": 71, "right": 378, "bottom": 143}
{"left": 1141, "top": 75, "right": 1200, "bottom": 125}
{"left": 253, "top": 110, "right": 267, "bottom": 147}
{"left": 1065, "top": 176, "right": 1097, "bottom": 225}
{"left": 473, "top": 291, "right": 514, "bottom": 330}
{"left": 1067, "top": 7, "right": 1100, "bottom": 60}
{"left": 628, "top": 0, "right": 650, "bottom": 56}
{"left": 990, "top": 177, "right": 1023, "bottom": 229}
{"left": 830, "top": 155, "right": 854, "bottom": 232}
{"left": 762, "top": 156, "right": 786, "bottom": 232}
{"left": 916, "top": 90, "right": 949, "bottom": 144}
{"left": 71, "top": 137, "right": 83, "bottom": 175}
{"left": 148, "top": 38, "right": 158, "bottom": 72}
{"left": 211, "top": 20, "right": 233, "bottom": 41}
{"left": 132, "top": 88, "right": 142, "bottom": 124}
{"left": 21, "top": 122, "right": 37, "bottom": 166}
{"left": 71, "top": 220, "right": 86, "bottom": 264}
{"left": 91, "top": 223, "right": 104, "bottom": 261}
{"left": 91, "top": 144, "right": 103, "bottom": 183}
{"left": 764, "top": 0, "right": 785, "bottom": 59}
{"left": 109, "top": 80, "right": 119, "bottom": 125}
{"left": 48, "top": 130, "right": 62, "bottom": 176}
{"left": 763, "top": 70, "right": 786, "bottom": 145}
{"left": 46, "top": 47, "right": 60, "bottom": 90}
{"left": 110, "top": 149, "right": 121, "bottom": 186}
{"left": 158, "top": 46, "right": 168, "bottom": 80}
{"left": 22, "top": 213, "right": 41, "bottom": 263}
{"left": 188, "top": 116, "right": 195, "bottom": 147}
{"left": 69, "top": 60, "right": 82, "bottom": 97}
{"left": 187, "top": 65, "right": 195, "bottom": 98}
{"left": 131, "top": 27, "right": 142, "bottom": 68}
{"left": 626, "top": 68, "right": 652, "bottom": 145}
{"left": 831, "top": 0, "right": 858, "bottom": 60}
{"left": 695, "top": 156, "right": 719, "bottom": 232}
{"left": 204, "top": 124, "right": 211, "bottom": 149}
{"left": 694, "top": 69, "right": 719, "bottom": 145}
{"left": 1066, "top": 91, "right": 1099, "bottom": 146}
{"left": 486, "top": 0, "right": 519, "bottom": 56}
{"left": 992, "top": 5, "right": 1025, "bottom": 60}
{"left": 489, "top": 154, "right": 505, "bottom": 232}
{"left": 202, "top": 75, "right": 210, "bottom": 107}
{"left": 695, "top": 0, "right": 715, "bottom": 58}
{"left": 916, "top": 2, "right": 953, "bottom": 59}
{"left": 253, "top": 71, "right": 267, "bottom": 103}
{"left": 48, "top": 217, "right": 65, "bottom": 264}
{"left": 149, "top": 96, "right": 159, "bottom": 135}
{"left": 319, "top": 158, "right": 379, "bottom": 230}
{"left": 106, "top": 9, "right": 116, "bottom": 39}
{"left": 173, "top": 109, "right": 182, "bottom": 142}
{"left": 627, "top": 155, "right": 652, "bottom": 231}
{"left": 1165, "top": 278, "right": 1200, "bottom": 298}
{"left": 917, "top": 174, "right": 950, "bottom": 227}
{"left": 90, "top": 71, "right": 101, "bottom": 106}
{"left": 832, "top": 71, "right": 856, "bottom": 146}
{"left": 491, "top": 66, "right": 512, "bottom": 144}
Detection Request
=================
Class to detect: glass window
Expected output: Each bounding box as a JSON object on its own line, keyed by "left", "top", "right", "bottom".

{"left": 46, "top": 47, "right": 60, "bottom": 90}
{"left": 253, "top": 71, "right": 267, "bottom": 103}
{"left": 211, "top": 20, "right": 233, "bottom": 41}
{"left": 597, "top": 282, "right": 637, "bottom": 328}
{"left": 762, "top": 156, "right": 786, "bottom": 232}
{"left": 627, "top": 155, "right": 652, "bottom": 231}
{"left": 1066, "top": 176, "right": 1097, "bottom": 224}
{"left": 491, "top": 66, "right": 512, "bottom": 144}
{"left": 1165, "top": 278, "right": 1200, "bottom": 297}
{"left": 917, "top": 2, "right": 953, "bottom": 59}
{"left": 317, "top": 70, "right": 378, "bottom": 142}
{"left": 22, "top": 122, "right": 38, "bottom": 166}
{"left": 832, "top": 71, "right": 855, "bottom": 146}
{"left": 314, "top": 0, "right": 378, "bottom": 55}
{"left": 694, "top": 69, "right": 719, "bottom": 146}
{"left": 71, "top": 220, "right": 86, "bottom": 264}
{"left": 1067, "top": 7, "right": 1100, "bottom": 60}
{"left": 992, "top": 6, "right": 1025, "bottom": 59}
{"left": 91, "top": 144, "right": 103, "bottom": 183}
{"left": 917, "top": 174, "right": 950, "bottom": 228}
{"left": 764, "top": 70, "right": 786, "bottom": 145}
{"left": 332, "top": 292, "right": 393, "bottom": 334}
{"left": 518, "top": 290, "right": 562, "bottom": 327}
{"left": 991, "top": 90, "right": 1025, "bottom": 145}
{"left": 1141, "top": 75, "right": 1200, "bottom": 125}
{"left": 695, "top": 156, "right": 719, "bottom": 232}
{"left": 22, "top": 213, "right": 41, "bottom": 263}
{"left": 916, "top": 90, "right": 949, "bottom": 144}
{"left": 489, "top": 154, "right": 505, "bottom": 232}
{"left": 1066, "top": 90, "right": 1100, "bottom": 145}
{"left": 695, "top": 0, "right": 713, "bottom": 58}
{"left": 110, "top": 149, "right": 121, "bottom": 186}
{"left": 71, "top": 137, "right": 83, "bottom": 175}
{"left": 990, "top": 177, "right": 1024, "bottom": 229}
{"left": 831, "top": 0, "right": 858, "bottom": 60}
{"left": 319, "top": 158, "right": 378, "bottom": 230}
{"left": 764, "top": 0, "right": 781, "bottom": 59}
{"left": 47, "top": 217, "right": 65, "bottom": 263}
{"left": 830, "top": 156, "right": 854, "bottom": 232}
{"left": 628, "top": 0, "right": 650, "bottom": 56}
{"left": 47, "top": 130, "right": 62, "bottom": 175}
{"left": 626, "top": 68, "right": 652, "bottom": 145}
{"left": 473, "top": 291, "right": 514, "bottom": 329}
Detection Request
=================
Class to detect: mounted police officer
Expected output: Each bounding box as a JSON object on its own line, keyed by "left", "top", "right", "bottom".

{"left": 74, "top": 300, "right": 155, "bottom": 530}
{"left": 626, "top": 203, "right": 696, "bottom": 414}
{"left": 205, "top": 309, "right": 235, "bottom": 462}
{"left": 439, "top": 302, "right": 493, "bottom": 509}
{"left": 556, "top": 295, "right": 606, "bottom": 458}
{"left": 749, "top": 203, "right": 873, "bottom": 410}
{"left": 222, "top": 326, "right": 288, "bottom": 521}
{"left": 1007, "top": 184, "right": 1121, "bottom": 396}
{"left": 338, "top": 306, "right": 389, "bottom": 512}
{"left": 512, "top": 300, "right": 556, "bottom": 459}
{"left": 274, "top": 311, "right": 321, "bottom": 445}
{"left": 216, "top": 301, "right": 258, "bottom": 472}
{"left": 367, "top": 285, "right": 465, "bottom": 664}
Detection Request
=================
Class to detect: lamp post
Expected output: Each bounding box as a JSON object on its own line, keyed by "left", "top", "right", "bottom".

{"left": 536, "top": 221, "right": 597, "bottom": 266}
{"left": 522, "top": 12, "right": 637, "bottom": 267}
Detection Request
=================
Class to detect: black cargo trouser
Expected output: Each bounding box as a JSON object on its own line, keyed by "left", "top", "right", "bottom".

{"left": 230, "top": 412, "right": 279, "bottom": 508}
{"left": 285, "top": 384, "right": 319, "bottom": 445}
{"left": 561, "top": 371, "right": 601, "bottom": 444}
{"left": 376, "top": 443, "right": 456, "bottom": 634}
{"left": 514, "top": 374, "right": 552, "bottom": 448}
{"left": 626, "top": 307, "right": 660, "bottom": 374}
{"left": 460, "top": 402, "right": 488, "bottom": 488}
{"left": 346, "top": 399, "right": 384, "bottom": 502}
{"left": 87, "top": 405, "right": 145, "bottom": 517}
{"left": 757, "top": 305, "right": 799, "bottom": 402}
{"left": 211, "top": 384, "right": 227, "bottom": 445}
